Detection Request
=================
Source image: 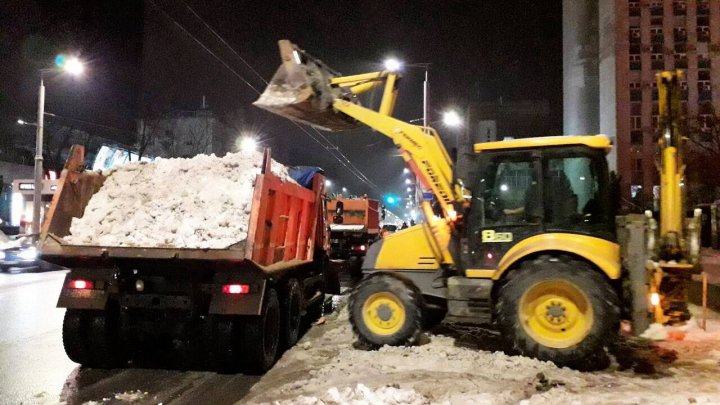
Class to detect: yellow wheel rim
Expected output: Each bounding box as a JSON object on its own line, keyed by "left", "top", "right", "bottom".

{"left": 362, "top": 292, "right": 406, "bottom": 336}
{"left": 519, "top": 280, "right": 593, "bottom": 349}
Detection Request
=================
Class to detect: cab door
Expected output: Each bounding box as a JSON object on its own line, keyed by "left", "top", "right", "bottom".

{"left": 461, "top": 150, "right": 544, "bottom": 273}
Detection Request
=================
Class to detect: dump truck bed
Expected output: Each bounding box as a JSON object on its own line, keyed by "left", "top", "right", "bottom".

{"left": 40, "top": 146, "right": 326, "bottom": 271}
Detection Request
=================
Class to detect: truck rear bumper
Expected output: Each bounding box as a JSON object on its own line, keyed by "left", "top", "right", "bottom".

{"left": 56, "top": 266, "right": 268, "bottom": 316}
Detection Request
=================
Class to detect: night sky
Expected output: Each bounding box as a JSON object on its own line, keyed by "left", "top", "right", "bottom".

{"left": 1, "top": 0, "right": 561, "bottom": 201}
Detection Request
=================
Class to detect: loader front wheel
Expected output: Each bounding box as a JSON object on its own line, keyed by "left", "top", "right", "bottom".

{"left": 496, "top": 255, "right": 619, "bottom": 371}
{"left": 350, "top": 274, "right": 422, "bottom": 347}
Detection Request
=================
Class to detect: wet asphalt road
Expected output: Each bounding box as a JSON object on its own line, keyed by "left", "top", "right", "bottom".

{"left": 0, "top": 271, "right": 260, "bottom": 405}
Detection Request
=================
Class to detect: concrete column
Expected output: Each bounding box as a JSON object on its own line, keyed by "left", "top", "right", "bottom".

{"left": 563, "top": 0, "right": 600, "bottom": 136}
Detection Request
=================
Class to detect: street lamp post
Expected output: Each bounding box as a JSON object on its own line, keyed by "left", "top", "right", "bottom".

{"left": 31, "top": 56, "right": 84, "bottom": 235}
{"left": 32, "top": 74, "right": 46, "bottom": 235}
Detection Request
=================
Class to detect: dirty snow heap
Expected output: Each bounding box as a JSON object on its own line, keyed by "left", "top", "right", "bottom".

{"left": 64, "top": 150, "right": 292, "bottom": 249}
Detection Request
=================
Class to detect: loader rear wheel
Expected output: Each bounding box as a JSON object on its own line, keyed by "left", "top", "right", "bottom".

{"left": 281, "top": 279, "right": 303, "bottom": 349}
{"left": 496, "top": 255, "right": 619, "bottom": 371}
{"left": 349, "top": 274, "right": 422, "bottom": 347}
{"left": 242, "top": 287, "right": 280, "bottom": 373}
{"left": 62, "top": 309, "right": 90, "bottom": 365}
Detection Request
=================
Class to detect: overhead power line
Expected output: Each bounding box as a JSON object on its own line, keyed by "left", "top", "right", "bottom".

{"left": 149, "top": 0, "right": 384, "bottom": 194}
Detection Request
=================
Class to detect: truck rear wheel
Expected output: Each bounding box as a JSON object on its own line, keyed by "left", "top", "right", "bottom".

{"left": 281, "top": 279, "right": 303, "bottom": 349}
{"left": 242, "top": 287, "right": 281, "bottom": 373}
{"left": 62, "top": 309, "right": 90, "bottom": 365}
{"left": 496, "top": 255, "right": 620, "bottom": 370}
{"left": 349, "top": 274, "right": 423, "bottom": 347}
{"left": 86, "top": 309, "right": 125, "bottom": 368}
{"left": 212, "top": 317, "right": 244, "bottom": 372}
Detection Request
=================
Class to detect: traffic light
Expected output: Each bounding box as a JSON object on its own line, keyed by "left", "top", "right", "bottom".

{"left": 384, "top": 194, "right": 399, "bottom": 206}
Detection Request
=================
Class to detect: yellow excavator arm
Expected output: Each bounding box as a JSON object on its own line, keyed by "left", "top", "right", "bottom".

{"left": 255, "top": 40, "right": 466, "bottom": 263}
{"left": 648, "top": 70, "right": 702, "bottom": 324}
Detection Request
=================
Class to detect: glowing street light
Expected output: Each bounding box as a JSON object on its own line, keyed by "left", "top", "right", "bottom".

{"left": 342, "top": 187, "right": 348, "bottom": 193}
{"left": 63, "top": 57, "right": 85, "bottom": 76}
{"left": 239, "top": 136, "right": 258, "bottom": 153}
{"left": 405, "top": 178, "right": 413, "bottom": 185}
{"left": 325, "top": 179, "right": 332, "bottom": 187}
{"left": 406, "top": 186, "right": 412, "bottom": 192}
{"left": 17, "top": 119, "right": 36, "bottom": 126}
{"left": 31, "top": 54, "right": 85, "bottom": 235}
{"left": 403, "top": 168, "right": 410, "bottom": 174}
{"left": 442, "top": 110, "right": 463, "bottom": 127}
{"left": 384, "top": 58, "right": 402, "bottom": 72}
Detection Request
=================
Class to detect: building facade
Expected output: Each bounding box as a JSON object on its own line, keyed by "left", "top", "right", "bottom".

{"left": 564, "top": 0, "right": 719, "bottom": 210}
{"left": 138, "top": 107, "right": 227, "bottom": 159}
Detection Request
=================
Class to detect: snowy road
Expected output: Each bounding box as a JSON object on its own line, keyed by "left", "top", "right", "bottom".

{"left": 0, "top": 271, "right": 260, "bottom": 405}
{"left": 245, "top": 300, "right": 720, "bottom": 405}
{"left": 3, "top": 271, "right": 720, "bottom": 404}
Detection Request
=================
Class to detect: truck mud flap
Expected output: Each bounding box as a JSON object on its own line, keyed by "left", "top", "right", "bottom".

{"left": 209, "top": 279, "right": 266, "bottom": 316}
{"left": 57, "top": 271, "right": 111, "bottom": 310}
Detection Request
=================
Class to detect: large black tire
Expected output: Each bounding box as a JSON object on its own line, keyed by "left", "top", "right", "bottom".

{"left": 62, "top": 309, "right": 90, "bottom": 365}
{"left": 496, "top": 255, "right": 620, "bottom": 371}
{"left": 281, "top": 279, "right": 303, "bottom": 349}
{"left": 242, "top": 288, "right": 281, "bottom": 373}
{"left": 85, "top": 309, "right": 125, "bottom": 368}
{"left": 212, "top": 316, "right": 244, "bottom": 372}
{"left": 349, "top": 274, "right": 423, "bottom": 347}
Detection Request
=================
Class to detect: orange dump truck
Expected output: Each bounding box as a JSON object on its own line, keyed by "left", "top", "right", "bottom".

{"left": 40, "top": 146, "right": 336, "bottom": 372}
{"left": 326, "top": 197, "right": 380, "bottom": 277}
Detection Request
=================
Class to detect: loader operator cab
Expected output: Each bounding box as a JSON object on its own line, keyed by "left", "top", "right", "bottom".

{"left": 461, "top": 138, "right": 614, "bottom": 273}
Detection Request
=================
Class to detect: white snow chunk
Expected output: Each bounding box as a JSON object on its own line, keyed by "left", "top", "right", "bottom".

{"left": 113, "top": 390, "right": 147, "bottom": 402}
{"left": 641, "top": 317, "right": 720, "bottom": 341}
{"left": 273, "top": 384, "right": 431, "bottom": 405}
{"left": 64, "top": 150, "right": 294, "bottom": 249}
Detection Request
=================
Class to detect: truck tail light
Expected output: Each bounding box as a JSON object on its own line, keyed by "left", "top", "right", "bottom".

{"left": 68, "top": 279, "right": 94, "bottom": 290}
{"left": 222, "top": 284, "right": 250, "bottom": 295}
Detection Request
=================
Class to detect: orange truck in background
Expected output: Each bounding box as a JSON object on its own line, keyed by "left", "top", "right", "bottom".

{"left": 326, "top": 196, "right": 381, "bottom": 278}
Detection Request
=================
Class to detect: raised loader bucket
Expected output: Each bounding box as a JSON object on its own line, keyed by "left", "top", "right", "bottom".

{"left": 254, "top": 40, "right": 360, "bottom": 131}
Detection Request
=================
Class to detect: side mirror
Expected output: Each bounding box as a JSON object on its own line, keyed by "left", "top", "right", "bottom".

{"left": 335, "top": 201, "right": 344, "bottom": 216}
{"left": 333, "top": 201, "right": 344, "bottom": 224}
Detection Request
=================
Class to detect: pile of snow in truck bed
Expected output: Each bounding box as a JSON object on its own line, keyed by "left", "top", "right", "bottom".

{"left": 64, "top": 151, "right": 292, "bottom": 249}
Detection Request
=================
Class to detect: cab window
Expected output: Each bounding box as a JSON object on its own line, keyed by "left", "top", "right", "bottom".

{"left": 543, "top": 153, "right": 607, "bottom": 227}
{"left": 479, "top": 154, "right": 540, "bottom": 226}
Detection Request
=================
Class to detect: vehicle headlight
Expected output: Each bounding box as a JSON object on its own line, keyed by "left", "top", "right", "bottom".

{"left": 17, "top": 247, "right": 37, "bottom": 261}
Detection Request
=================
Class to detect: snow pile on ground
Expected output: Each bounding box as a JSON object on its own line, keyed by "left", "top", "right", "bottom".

{"left": 641, "top": 317, "right": 720, "bottom": 341}
{"left": 65, "top": 150, "right": 292, "bottom": 249}
{"left": 246, "top": 302, "right": 720, "bottom": 405}
{"left": 273, "top": 384, "right": 430, "bottom": 405}
{"left": 113, "top": 390, "right": 147, "bottom": 402}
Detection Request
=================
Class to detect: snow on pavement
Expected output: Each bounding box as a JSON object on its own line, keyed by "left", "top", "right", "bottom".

{"left": 244, "top": 302, "right": 720, "bottom": 405}
{"left": 64, "top": 150, "right": 292, "bottom": 249}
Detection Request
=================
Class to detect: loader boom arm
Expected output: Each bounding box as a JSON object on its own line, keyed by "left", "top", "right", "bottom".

{"left": 254, "top": 40, "right": 465, "bottom": 264}
{"left": 255, "top": 40, "right": 465, "bottom": 221}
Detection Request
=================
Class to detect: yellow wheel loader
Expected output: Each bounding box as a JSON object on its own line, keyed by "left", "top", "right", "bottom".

{"left": 255, "top": 41, "right": 699, "bottom": 370}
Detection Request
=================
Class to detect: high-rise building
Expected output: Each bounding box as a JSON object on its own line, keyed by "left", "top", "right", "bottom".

{"left": 564, "top": 0, "right": 719, "bottom": 210}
